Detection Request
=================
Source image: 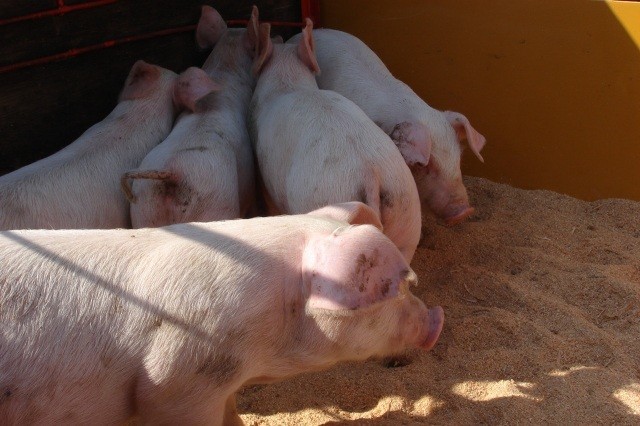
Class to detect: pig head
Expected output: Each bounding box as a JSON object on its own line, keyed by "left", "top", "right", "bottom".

{"left": 390, "top": 111, "right": 486, "bottom": 226}
{"left": 260, "top": 202, "right": 444, "bottom": 378}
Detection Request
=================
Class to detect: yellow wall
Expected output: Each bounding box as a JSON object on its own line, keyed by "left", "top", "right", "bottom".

{"left": 319, "top": 0, "right": 640, "bottom": 201}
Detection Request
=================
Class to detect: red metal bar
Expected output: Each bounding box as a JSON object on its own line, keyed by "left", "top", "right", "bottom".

{"left": 0, "top": 1, "right": 318, "bottom": 74}
{"left": 0, "top": 0, "right": 118, "bottom": 26}
{"left": 226, "top": 19, "right": 304, "bottom": 28}
{"left": 0, "top": 25, "right": 196, "bottom": 74}
{"left": 301, "top": 0, "right": 321, "bottom": 27}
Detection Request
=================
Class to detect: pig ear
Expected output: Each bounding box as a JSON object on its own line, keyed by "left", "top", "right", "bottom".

{"left": 297, "top": 18, "right": 320, "bottom": 74}
{"left": 303, "top": 229, "right": 411, "bottom": 311}
{"left": 196, "top": 5, "right": 228, "bottom": 49}
{"left": 389, "top": 122, "right": 432, "bottom": 168}
{"left": 443, "top": 111, "right": 486, "bottom": 163}
{"left": 252, "top": 23, "right": 274, "bottom": 76}
{"left": 120, "top": 60, "right": 161, "bottom": 101}
{"left": 307, "top": 202, "right": 383, "bottom": 230}
{"left": 173, "top": 67, "right": 221, "bottom": 113}
{"left": 243, "top": 5, "right": 260, "bottom": 55}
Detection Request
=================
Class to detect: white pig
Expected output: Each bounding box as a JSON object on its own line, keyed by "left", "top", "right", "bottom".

{"left": 0, "top": 202, "right": 444, "bottom": 425}
{"left": 0, "top": 61, "right": 182, "bottom": 230}
{"left": 250, "top": 20, "right": 422, "bottom": 263}
{"left": 288, "top": 28, "right": 487, "bottom": 225}
{"left": 121, "top": 6, "right": 259, "bottom": 227}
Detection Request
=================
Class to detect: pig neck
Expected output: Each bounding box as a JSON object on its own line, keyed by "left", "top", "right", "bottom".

{"left": 253, "top": 45, "right": 319, "bottom": 106}
{"left": 368, "top": 78, "right": 439, "bottom": 136}
{"left": 203, "top": 66, "right": 253, "bottom": 116}
{"left": 201, "top": 32, "right": 254, "bottom": 114}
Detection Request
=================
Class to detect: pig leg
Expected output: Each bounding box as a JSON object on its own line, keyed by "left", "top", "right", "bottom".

{"left": 135, "top": 372, "right": 231, "bottom": 425}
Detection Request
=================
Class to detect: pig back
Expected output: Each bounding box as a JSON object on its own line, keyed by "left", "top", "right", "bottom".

{"left": 293, "top": 29, "right": 427, "bottom": 136}
{"left": 256, "top": 89, "right": 421, "bottom": 261}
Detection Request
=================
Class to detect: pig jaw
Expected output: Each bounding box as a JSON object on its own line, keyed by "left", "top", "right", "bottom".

{"left": 304, "top": 292, "right": 444, "bottom": 362}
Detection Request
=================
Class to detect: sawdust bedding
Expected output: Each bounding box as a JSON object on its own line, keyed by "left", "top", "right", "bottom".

{"left": 239, "top": 176, "right": 640, "bottom": 424}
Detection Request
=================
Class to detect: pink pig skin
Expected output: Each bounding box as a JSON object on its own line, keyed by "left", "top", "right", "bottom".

{"left": 122, "top": 6, "right": 259, "bottom": 227}
{"left": 288, "top": 29, "right": 486, "bottom": 225}
{"left": 250, "top": 20, "right": 422, "bottom": 263}
{"left": 0, "top": 202, "right": 443, "bottom": 425}
{"left": 0, "top": 61, "right": 180, "bottom": 230}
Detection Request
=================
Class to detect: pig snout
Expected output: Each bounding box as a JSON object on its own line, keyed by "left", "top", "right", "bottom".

{"left": 443, "top": 204, "right": 475, "bottom": 227}
{"left": 414, "top": 164, "right": 475, "bottom": 226}
{"left": 426, "top": 191, "right": 474, "bottom": 227}
{"left": 422, "top": 176, "right": 474, "bottom": 226}
{"left": 418, "top": 305, "right": 444, "bottom": 351}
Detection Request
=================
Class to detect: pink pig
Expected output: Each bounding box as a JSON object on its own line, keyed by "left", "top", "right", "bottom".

{"left": 288, "top": 28, "right": 487, "bottom": 225}
{"left": 121, "top": 7, "right": 259, "bottom": 227}
{"left": 250, "top": 20, "right": 422, "bottom": 263}
{"left": 0, "top": 61, "right": 181, "bottom": 230}
{"left": 0, "top": 202, "right": 443, "bottom": 424}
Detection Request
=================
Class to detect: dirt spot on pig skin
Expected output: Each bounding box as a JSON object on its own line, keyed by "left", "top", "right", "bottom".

{"left": 100, "top": 355, "right": 114, "bottom": 369}
{"left": 367, "top": 316, "right": 380, "bottom": 329}
{"left": 355, "top": 252, "right": 379, "bottom": 275}
{"left": 0, "top": 388, "right": 13, "bottom": 404}
{"left": 380, "top": 278, "right": 392, "bottom": 296}
{"left": 111, "top": 296, "right": 124, "bottom": 315}
{"left": 62, "top": 411, "right": 77, "bottom": 421}
{"left": 149, "top": 316, "right": 163, "bottom": 329}
{"left": 289, "top": 301, "right": 301, "bottom": 317}
{"left": 225, "top": 327, "right": 249, "bottom": 342}
{"left": 179, "top": 146, "right": 209, "bottom": 153}
{"left": 153, "top": 179, "right": 178, "bottom": 199}
{"left": 153, "top": 179, "right": 195, "bottom": 214}
{"left": 197, "top": 353, "right": 241, "bottom": 385}
{"left": 380, "top": 191, "right": 394, "bottom": 209}
{"left": 354, "top": 252, "right": 379, "bottom": 292}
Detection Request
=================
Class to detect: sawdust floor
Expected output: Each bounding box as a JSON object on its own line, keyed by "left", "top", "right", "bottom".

{"left": 239, "top": 176, "right": 640, "bottom": 425}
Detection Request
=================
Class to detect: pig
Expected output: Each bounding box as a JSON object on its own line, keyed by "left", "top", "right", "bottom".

{"left": 288, "top": 28, "right": 487, "bottom": 225}
{"left": 250, "top": 20, "right": 422, "bottom": 263}
{"left": 121, "top": 6, "right": 259, "bottom": 227}
{"left": 0, "top": 201, "right": 444, "bottom": 425}
{"left": 0, "top": 61, "right": 182, "bottom": 230}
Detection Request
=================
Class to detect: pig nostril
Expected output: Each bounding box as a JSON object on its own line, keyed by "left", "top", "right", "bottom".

{"left": 382, "top": 355, "right": 413, "bottom": 368}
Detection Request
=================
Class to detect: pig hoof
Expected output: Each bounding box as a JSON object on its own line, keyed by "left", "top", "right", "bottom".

{"left": 382, "top": 355, "right": 413, "bottom": 368}
{"left": 420, "top": 306, "right": 444, "bottom": 351}
{"left": 444, "top": 207, "right": 475, "bottom": 226}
